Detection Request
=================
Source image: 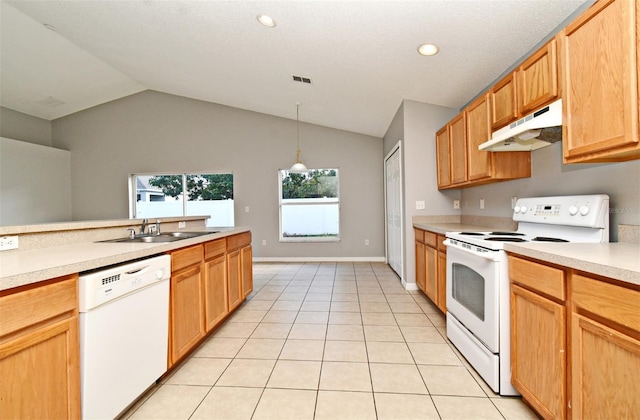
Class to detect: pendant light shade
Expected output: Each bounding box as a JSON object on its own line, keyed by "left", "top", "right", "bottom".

{"left": 289, "top": 103, "right": 308, "bottom": 173}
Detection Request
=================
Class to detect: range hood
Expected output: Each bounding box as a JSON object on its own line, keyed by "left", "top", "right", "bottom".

{"left": 479, "top": 99, "right": 563, "bottom": 152}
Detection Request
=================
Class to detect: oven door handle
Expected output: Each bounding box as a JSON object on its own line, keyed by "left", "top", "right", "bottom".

{"left": 443, "top": 239, "right": 502, "bottom": 262}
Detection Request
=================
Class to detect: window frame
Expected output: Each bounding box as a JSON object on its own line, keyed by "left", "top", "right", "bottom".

{"left": 278, "top": 168, "right": 341, "bottom": 243}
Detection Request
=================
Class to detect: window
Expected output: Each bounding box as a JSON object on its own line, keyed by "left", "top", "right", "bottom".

{"left": 131, "top": 173, "right": 234, "bottom": 227}
{"left": 279, "top": 169, "right": 339, "bottom": 242}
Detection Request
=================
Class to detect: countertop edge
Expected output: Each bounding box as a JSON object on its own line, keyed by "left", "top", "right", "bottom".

{"left": 0, "top": 226, "right": 250, "bottom": 291}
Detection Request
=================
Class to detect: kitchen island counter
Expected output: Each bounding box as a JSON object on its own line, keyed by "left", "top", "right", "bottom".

{"left": 0, "top": 226, "right": 250, "bottom": 291}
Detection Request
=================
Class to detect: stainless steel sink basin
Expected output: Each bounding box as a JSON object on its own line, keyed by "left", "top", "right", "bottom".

{"left": 99, "top": 231, "right": 217, "bottom": 244}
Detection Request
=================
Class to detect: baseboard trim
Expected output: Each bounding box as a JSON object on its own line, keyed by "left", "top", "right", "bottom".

{"left": 402, "top": 280, "right": 419, "bottom": 291}
{"left": 253, "top": 257, "right": 387, "bottom": 263}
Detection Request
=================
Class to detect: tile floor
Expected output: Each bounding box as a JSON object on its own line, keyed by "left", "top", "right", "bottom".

{"left": 123, "top": 262, "right": 538, "bottom": 420}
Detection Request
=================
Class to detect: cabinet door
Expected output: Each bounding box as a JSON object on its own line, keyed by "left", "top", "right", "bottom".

{"left": 170, "top": 264, "right": 205, "bottom": 365}
{"left": 203, "top": 254, "right": 228, "bottom": 332}
{"left": 519, "top": 39, "right": 559, "bottom": 114}
{"left": 562, "top": 0, "right": 639, "bottom": 162}
{"left": 511, "top": 284, "right": 566, "bottom": 419}
{"left": 241, "top": 245, "right": 253, "bottom": 298}
{"left": 415, "top": 240, "right": 426, "bottom": 292}
{"left": 435, "top": 126, "right": 451, "bottom": 188}
{"left": 227, "top": 249, "right": 243, "bottom": 311}
{"left": 570, "top": 273, "right": 640, "bottom": 418}
{"left": 436, "top": 250, "right": 447, "bottom": 313}
{"left": 424, "top": 245, "right": 438, "bottom": 304}
{"left": 449, "top": 113, "right": 467, "bottom": 185}
{"left": 491, "top": 72, "right": 518, "bottom": 130}
{"left": 0, "top": 317, "right": 80, "bottom": 419}
{"left": 465, "top": 93, "right": 493, "bottom": 181}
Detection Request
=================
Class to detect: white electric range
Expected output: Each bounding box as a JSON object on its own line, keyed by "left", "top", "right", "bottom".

{"left": 443, "top": 194, "right": 609, "bottom": 395}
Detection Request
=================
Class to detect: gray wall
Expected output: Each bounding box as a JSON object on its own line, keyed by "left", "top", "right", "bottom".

{"left": 461, "top": 143, "right": 640, "bottom": 241}
{"left": 0, "top": 106, "right": 52, "bottom": 146}
{"left": 52, "top": 90, "right": 385, "bottom": 259}
{"left": 383, "top": 100, "right": 458, "bottom": 285}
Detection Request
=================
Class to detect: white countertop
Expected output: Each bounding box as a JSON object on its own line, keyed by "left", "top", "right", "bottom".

{"left": 0, "top": 227, "right": 250, "bottom": 291}
{"left": 504, "top": 242, "right": 640, "bottom": 286}
{"left": 413, "top": 221, "right": 640, "bottom": 287}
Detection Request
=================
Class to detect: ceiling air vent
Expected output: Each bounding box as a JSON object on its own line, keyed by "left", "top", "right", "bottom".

{"left": 36, "top": 96, "right": 66, "bottom": 108}
{"left": 292, "top": 75, "right": 311, "bottom": 84}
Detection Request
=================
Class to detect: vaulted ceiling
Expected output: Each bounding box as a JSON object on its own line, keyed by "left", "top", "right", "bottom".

{"left": 1, "top": 0, "right": 591, "bottom": 137}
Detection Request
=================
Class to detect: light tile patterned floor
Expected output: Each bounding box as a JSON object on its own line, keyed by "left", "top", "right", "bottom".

{"left": 123, "top": 262, "right": 538, "bottom": 420}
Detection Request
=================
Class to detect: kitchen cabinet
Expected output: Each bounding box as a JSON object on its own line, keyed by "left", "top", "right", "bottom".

{"left": 561, "top": 0, "right": 640, "bottom": 163}
{"left": 204, "top": 239, "right": 229, "bottom": 332}
{"left": 436, "top": 95, "right": 531, "bottom": 190}
{"left": 490, "top": 39, "right": 559, "bottom": 131}
{"left": 168, "top": 244, "right": 205, "bottom": 366}
{"left": 414, "top": 228, "right": 446, "bottom": 313}
{"left": 570, "top": 273, "right": 640, "bottom": 418}
{"left": 168, "top": 232, "right": 254, "bottom": 366}
{"left": 0, "top": 275, "right": 81, "bottom": 419}
{"left": 227, "top": 232, "right": 252, "bottom": 310}
{"left": 435, "top": 126, "right": 451, "bottom": 188}
{"left": 509, "top": 256, "right": 567, "bottom": 419}
{"left": 508, "top": 253, "right": 640, "bottom": 419}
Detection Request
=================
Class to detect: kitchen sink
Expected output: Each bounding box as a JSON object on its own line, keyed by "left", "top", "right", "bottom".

{"left": 99, "top": 231, "right": 217, "bottom": 244}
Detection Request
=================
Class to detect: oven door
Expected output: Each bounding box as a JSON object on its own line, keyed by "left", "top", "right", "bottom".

{"left": 445, "top": 240, "right": 500, "bottom": 352}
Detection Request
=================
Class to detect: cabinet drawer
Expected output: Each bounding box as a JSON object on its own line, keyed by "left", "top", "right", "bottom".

{"left": 170, "top": 244, "right": 203, "bottom": 272}
{"left": 508, "top": 256, "right": 566, "bottom": 301}
{"left": 424, "top": 231, "right": 437, "bottom": 248}
{"left": 414, "top": 228, "right": 425, "bottom": 244}
{"left": 0, "top": 275, "right": 77, "bottom": 338}
{"left": 227, "top": 232, "right": 251, "bottom": 251}
{"left": 205, "top": 239, "right": 227, "bottom": 260}
{"left": 571, "top": 273, "right": 640, "bottom": 333}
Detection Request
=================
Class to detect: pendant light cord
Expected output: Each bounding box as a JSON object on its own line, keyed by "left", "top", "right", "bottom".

{"left": 296, "top": 103, "right": 301, "bottom": 161}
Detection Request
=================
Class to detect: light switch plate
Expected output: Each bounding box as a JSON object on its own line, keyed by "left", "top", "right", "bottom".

{"left": 416, "top": 200, "right": 425, "bottom": 210}
{"left": 453, "top": 200, "right": 460, "bottom": 209}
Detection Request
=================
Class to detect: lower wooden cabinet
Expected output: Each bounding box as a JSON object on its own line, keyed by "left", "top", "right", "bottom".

{"left": 168, "top": 232, "right": 253, "bottom": 367}
{"left": 570, "top": 273, "right": 640, "bottom": 418}
{"left": 414, "top": 228, "right": 446, "bottom": 312}
{"left": 509, "top": 254, "right": 640, "bottom": 420}
{"left": 169, "top": 245, "right": 205, "bottom": 366}
{"left": 0, "top": 275, "right": 81, "bottom": 419}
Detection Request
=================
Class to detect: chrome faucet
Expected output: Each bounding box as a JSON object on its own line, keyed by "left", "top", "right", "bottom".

{"left": 155, "top": 219, "right": 161, "bottom": 235}
{"left": 140, "top": 218, "right": 148, "bottom": 235}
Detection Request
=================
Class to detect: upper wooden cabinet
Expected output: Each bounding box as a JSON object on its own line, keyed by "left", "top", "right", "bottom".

{"left": 519, "top": 38, "right": 559, "bottom": 115}
{"left": 561, "top": 0, "right": 639, "bottom": 163}
{"left": 490, "top": 72, "right": 518, "bottom": 130}
{"left": 491, "top": 39, "right": 560, "bottom": 131}
{"left": 436, "top": 93, "right": 531, "bottom": 190}
{"left": 435, "top": 126, "right": 451, "bottom": 188}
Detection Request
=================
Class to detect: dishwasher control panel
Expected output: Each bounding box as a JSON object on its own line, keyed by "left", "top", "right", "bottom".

{"left": 79, "top": 255, "right": 171, "bottom": 312}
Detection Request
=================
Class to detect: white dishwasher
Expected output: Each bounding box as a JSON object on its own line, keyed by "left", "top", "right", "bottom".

{"left": 79, "top": 254, "right": 171, "bottom": 420}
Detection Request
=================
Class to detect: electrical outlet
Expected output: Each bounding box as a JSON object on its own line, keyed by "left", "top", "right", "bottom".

{"left": 262, "top": 239, "right": 267, "bottom": 246}
{"left": 416, "top": 201, "right": 425, "bottom": 210}
{"left": 453, "top": 199, "right": 460, "bottom": 209}
{"left": 364, "top": 239, "right": 370, "bottom": 246}
{"left": 178, "top": 221, "right": 186, "bottom": 229}
{"left": 480, "top": 198, "right": 485, "bottom": 209}
{"left": 245, "top": 206, "right": 250, "bottom": 213}
{"left": 0, "top": 236, "right": 19, "bottom": 251}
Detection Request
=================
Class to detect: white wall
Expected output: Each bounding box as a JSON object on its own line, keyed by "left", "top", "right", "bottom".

{"left": 0, "top": 106, "right": 52, "bottom": 147}
{"left": 52, "top": 90, "right": 385, "bottom": 260}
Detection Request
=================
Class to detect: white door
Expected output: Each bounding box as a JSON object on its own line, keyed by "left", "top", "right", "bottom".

{"left": 384, "top": 143, "right": 403, "bottom": 278}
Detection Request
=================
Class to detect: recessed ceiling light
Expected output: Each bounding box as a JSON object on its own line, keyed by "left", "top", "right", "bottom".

{"left": 417, "top": 43, "right": 439, "bottom": 56}
{"left": 257, "top": 14, "right": 277, "bottom": 28}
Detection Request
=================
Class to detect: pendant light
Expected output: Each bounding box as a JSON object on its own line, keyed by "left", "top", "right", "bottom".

{"left": 289, "top": 103, "right": 308, "bottom": 173}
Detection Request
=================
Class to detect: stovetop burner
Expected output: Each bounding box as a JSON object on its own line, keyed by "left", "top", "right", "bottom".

{"left": 489, "top": 232, "right": 525, "bottom": 236}
{"left": 459, "top": 232, "right": 486, "bottom": 236}
{"left": 532, "top": 236, "right": 569, "bottom": 243}
{"left": 484, "top": 237, "right": 528, "bottom": 242}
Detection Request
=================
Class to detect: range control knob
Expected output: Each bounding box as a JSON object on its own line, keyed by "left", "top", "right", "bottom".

{"left": 569, "top": 205, "right": 578, "bottom": 215}
{"left": 579, "top": 205, "right": 590, "bottom": 216}
{"left": 514, "top": 206, "right": 521, "bottom": 213}
{"left": 520, "top": 205, "right": 528, "bottom": 214}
